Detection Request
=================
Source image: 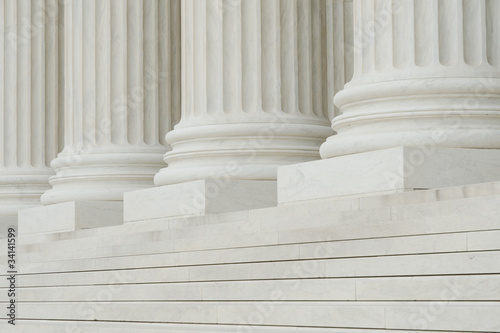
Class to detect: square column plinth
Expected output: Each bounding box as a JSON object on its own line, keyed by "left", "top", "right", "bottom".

{"left": 18, "top": 201, "right": 124, "bottom": 235}
{"left": 124, "top": 179, "right": 277, "bottom": 223}
{"left": 278, "top": 147, "right": 500, "bottom": 204}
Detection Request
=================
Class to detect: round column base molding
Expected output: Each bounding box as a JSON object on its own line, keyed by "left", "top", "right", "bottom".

{"left": 322, "top": 77, "right": 500, "bottom": 159}
{"left": 320, "top": 128, "right": 500, "bottom": 159}
{"left": 0, "top": 171, "right": 53, "bottom": 215}
{"left": 156, "top": 163, "right": 290, "bottom": 187}
{"left": 155, "top": 122, "right": 333, "bottom": 186}
{"left": 41, "top": 150, "right": 166, "bottom": 205}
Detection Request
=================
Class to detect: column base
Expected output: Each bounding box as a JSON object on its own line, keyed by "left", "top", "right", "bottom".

{"left": 0, "top": 216, "right": 17, "bottom": 239}
{"left": 0, "top": 172, "right": 52, "bottom": 215}
{"left": 18, "top": 201, "right": 123, "bottom": 235}
{"left": 278, "top": 147, "right": 500, "bottom": 204}
{"left": 41, "top": 151, "right": 165, "bottom": 205}
{"left": 124, "top": 179, "right": 277, "bottom": 222}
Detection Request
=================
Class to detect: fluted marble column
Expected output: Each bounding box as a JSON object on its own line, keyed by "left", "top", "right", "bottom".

{"left": 0, "top": 0, "right": 62, "bottom": 216}
{"left": 155, "top": 0, "right": 335, "bottom": 186}
{"left": 321, "top": 0, "right": 500, "bottom": 158}
{"left": 41, "top": 0, "right": 180, "bottom": 205}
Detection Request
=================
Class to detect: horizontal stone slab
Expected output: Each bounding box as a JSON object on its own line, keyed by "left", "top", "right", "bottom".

{"left": 12, "top": 275, "right": 500, "bottom": 302}
{"left": 5, "top": 301, "right": 500, "bottom": 332}
{"left": 14, "top": 205, "right": 500, "bottom": 267}
{"left": 0, "top": 320, "right": 365, "bottom": 333}
{"left": 14, "top": 250, "right": 500, "bottom": 287}
{"left": 278, "top": 146, "right": 500, "bottom": 204}
{"left": 0, "top": 320, "right": 485, "bottom": 333}
{"left": 19, "top": 194, "right": 500, "bottom": 260}
{"left": 17, "top": 181, "right": 500, "bottom": 247}
{"left": 9, "top": 228, "right": 486, "bottom": 275}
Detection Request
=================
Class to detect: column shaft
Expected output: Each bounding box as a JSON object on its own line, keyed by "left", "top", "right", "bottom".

{"left": 0, "top": 0, "right": 62, "bottom": 215}
{"left": 41, "top": 0, "right": 180, "bottom": 205}
{"left": 321, "top": 0, "right": 500, "bottom": 158}
{"left": 155, "top": 0, "right": 337, "bottom": 186}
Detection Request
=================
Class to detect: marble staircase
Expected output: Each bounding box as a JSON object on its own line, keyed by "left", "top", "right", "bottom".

{"left": 1, "top": 181, "right": 500, "bottom": 332}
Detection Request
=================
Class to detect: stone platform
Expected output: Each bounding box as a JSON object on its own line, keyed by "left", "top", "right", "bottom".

{"left": 1, "top": 181, "right": 500, "bottom": 332}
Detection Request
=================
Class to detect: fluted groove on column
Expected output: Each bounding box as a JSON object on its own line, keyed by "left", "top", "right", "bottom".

{"left": 61, "top": 0, "right": 178, "bottom": 151}
{"left": 321, "top": 0, "right": 500, "bottom": 159}
{"left": 0, "top": 0, "right": 61, "bottom": 215}
{"left": 414, "top": 0, "right": 438, "bottom": 67}
{"left": 155, "top": 0, "right": 344, "bottom": 186}
{"left": 41, "top": 0, "right": 180, "bottom": 205}
{"left": 391, "top": 0, "right": 413, "bottom": 69}
{"left": 181, "top": 0, "right": 335, "bottom": 124}
{"left": 327, "top": 0, "right": 354, "bottom": 118}
{"left": 485, "top": 0, "right": 499, "bottom": 67}
{"left": 241, "top": 0, "right": 260, "bottom": 113}
{"left": 348, "top": 0, "right": 500, "bottom": 79}
{"left": 160, "top": 0, "right": 181, "bottom": 145}
{"left": 261, "top": 0, "right": 279, "bottom": 114}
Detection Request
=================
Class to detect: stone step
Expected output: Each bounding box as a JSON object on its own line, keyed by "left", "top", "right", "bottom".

{"left": 16, "top": 182, "right": 500, "bottom": 250}
{"left": 11, "top": 250, "right": 500, "bottom": 287}
{"left": 0, "top": 320, "right": 473, "bottom": 333}
{"left": 102, "top": 219, "right": 257, "bottom": 247}
{"left": 12, "top": 197, "right": 500, "bottom": 283}
{"left": 15, "top": 206, "right": 500, "bottom": 264}
{"left": 17, "top": 219, "right": 254, "bottom": 255}
{"left": 17, "top": 204, "right": 391, "bottom": 252}
{"left": 19, "top": 228, "right": 98, "bottom": 246}
{"left": 101, "top": 206, "right": 500, "bottom": 255}
{"left": 254, "top": 194, "right": 500, "bottom": 235}
{"left": 5, "top": 228, "right": 500, "bottom": 275}
{"left": 349, "top": 180, "right": 500, "bottom": 209}
{"left": 107, "top": 179, "right": 500, "bottom": 237}
{"left": 280, "top": 211, "right": 500, "bottom": 244}
{"left": 14, "top": 205, "right": 243, "bottom": 248}
{"left": 5, "top": 274, "right": 499, "bottom": 302}
{"left": 17, "top": 210, "right": 249, "bottom": 249}
{"left": 2, "top": 301, "right": 499, "bottom": 332}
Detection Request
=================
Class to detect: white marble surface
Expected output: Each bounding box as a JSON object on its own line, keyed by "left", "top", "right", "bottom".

{"left": 322, "top": 0, "right": 500, "bottom": 158}
{"left": 2, "top": 2, "right": 500, "bottom": 332}
{"left": 18, "top": 201, "right": 123, "bottom": 235}
{"left": 279, "top": 146, "right": 500, "bottom": 204}
{"left": 0, "top": 321, "right": 380, "bottom": 333}
{"left": 4, "top": 320, "right": 493, "bottom": 333}
{"left": 0, "top": 216, "right": 17, "bottom": 238}
{"left": 0, "top": 0, "right": 62, "bottom": 216}
{"left": 4, "top": 181, "right": 500, "bottom": 332}
{"left": 124, "top": 179, "right": 276, "bottom": 222}
{"left": 20, "top": 274, "right": 500, "bottom": 302}
{"left": 40, "top": 0, "right": 180, "bottom": 205}
{"left": 154, "top": 0, "right": 342, "bottom": 187}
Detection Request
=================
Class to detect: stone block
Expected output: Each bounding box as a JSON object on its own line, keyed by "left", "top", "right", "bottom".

{"left": 278, "top": 146, "right": 500, "bottom": 204}
{"left": 124, "top": 179, "right": 277, "bottom": 222}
